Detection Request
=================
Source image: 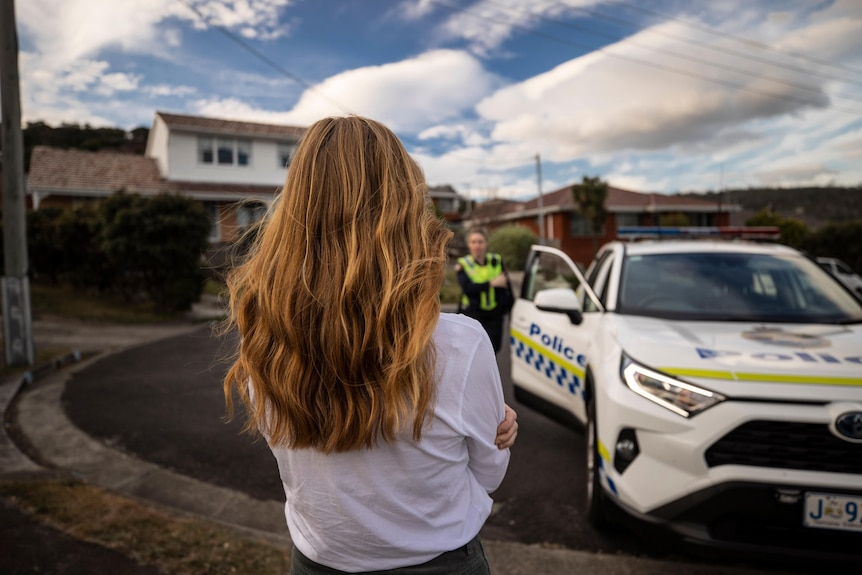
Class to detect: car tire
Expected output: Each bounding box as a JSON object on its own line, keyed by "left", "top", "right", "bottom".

{"left": 585, "top": 391, "right": 611, "bottom": 529}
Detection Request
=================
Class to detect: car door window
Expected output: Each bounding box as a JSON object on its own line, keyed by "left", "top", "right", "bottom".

{"left": 525, "top": 251, "right": 583, "bottom": 302}
{"left": 585, "top": 250, "right": 611, "bottom": 287}
{"left": 584, "top": 254, "right": 614, "bottom": 312}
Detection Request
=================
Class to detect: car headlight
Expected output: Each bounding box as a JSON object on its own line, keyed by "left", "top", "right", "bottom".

{"left": 620, "top": 355, "right": 725, "bottom": 418}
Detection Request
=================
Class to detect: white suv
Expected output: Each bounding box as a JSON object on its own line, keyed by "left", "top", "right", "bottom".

{"left": 817, "top": 257, "right": 862, "bottom": 299}
{"left": 510, "top": 238, "right": 862, "bottom": 560}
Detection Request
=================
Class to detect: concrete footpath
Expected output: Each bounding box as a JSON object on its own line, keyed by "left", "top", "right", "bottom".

{"left": 0, "top": 296, "right": 797, "bottom": 575}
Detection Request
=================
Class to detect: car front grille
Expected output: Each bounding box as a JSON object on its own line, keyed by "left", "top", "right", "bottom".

{"left": 705, "top": 420, "right": 862, "bottom": 474}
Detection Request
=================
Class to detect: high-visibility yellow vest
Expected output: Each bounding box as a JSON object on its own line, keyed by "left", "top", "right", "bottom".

{"left": 458, "top": 253, "right": 503, "bottom": 311}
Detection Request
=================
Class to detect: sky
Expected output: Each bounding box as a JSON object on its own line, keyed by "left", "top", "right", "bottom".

{"left": 11, "top": 0, "right": 862, "bottom": 201}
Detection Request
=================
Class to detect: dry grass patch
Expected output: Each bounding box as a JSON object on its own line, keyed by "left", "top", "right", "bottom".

{"left": 30, "top": 283, "right": 176, "bottom": 324}
{"left": 0, "top": 479, "right": 290, "bottom": 575}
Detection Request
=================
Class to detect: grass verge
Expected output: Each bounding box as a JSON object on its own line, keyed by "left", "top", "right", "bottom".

{"left": 440, "top": 268, "right": 461, "bottom": 305}
{"left": 0, "top": 479, "right": 290, "bottom": 575}
{"left": 30, "top": 283, "right": 177, "bottom": 324}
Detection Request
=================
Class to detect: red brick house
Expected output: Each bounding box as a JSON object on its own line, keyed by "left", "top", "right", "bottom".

{"left": 463, "top": 184, "right": 738, "bottom": 265}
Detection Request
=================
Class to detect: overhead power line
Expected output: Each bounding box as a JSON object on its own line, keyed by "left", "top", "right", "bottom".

{"left": 427, "top": 0, "right": 862, "bottom": 117}
{"left": 537, "top": 0, "right": 862, "bottom": 91}
{"left": 614, "top": 0, "right": 862, "bottom": 79}
{"left": 174, "top": 0, "right": 353, "bottom": 114}
{"left": 482, "top": 0, "right": 862, "bottom": 107}
{"left": 177, "top": 0, "right": 511, "bottom": 174}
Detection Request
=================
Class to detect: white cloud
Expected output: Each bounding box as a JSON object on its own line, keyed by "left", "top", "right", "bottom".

{"left": 146, "top": 84, "right": 198, "bottom": 97}
{"left": 17, "top": 0, "right": 295, "bottom": 66}
{"left": 17, "top": 0, "right": 162, "bottom": 67}
{"left": 432, "top": 0, "right": 609, "bottom": 57}
{"left": 99, "top": 72, "right": 141, "bottom": 93}
{"left": 418, "top": 122, "right": 490, "bottom": 147}
{"left": 775, "top": 0, "right": 862, "bottom": 62}
{"left": 475, "top": 16, "right": 842, "bottom": 165}
{"left": 190, "top": 0, "right": 293, "bottom": 39}
{"left": 196, "top": 49, "right": 501, "bottom": 133}
{"left": 16, "top": 0, "right": 298, "bottom": 127}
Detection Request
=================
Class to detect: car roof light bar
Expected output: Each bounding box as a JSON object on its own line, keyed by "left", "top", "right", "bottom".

{"left": 617, "top": 226, "right": 781, "bottom": 241}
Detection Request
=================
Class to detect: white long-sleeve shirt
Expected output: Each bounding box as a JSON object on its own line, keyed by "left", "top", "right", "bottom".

{"left": 264, "top": 313, "right": 510, "bottom": 572}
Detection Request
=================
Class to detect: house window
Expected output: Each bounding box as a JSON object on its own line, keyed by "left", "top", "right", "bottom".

{"left": 616, "top": 213, "right": 640, "bottom": 228}
{"left": 278, "top": 142, "right": 296, "bottom": 168}
{"left": 198, "top": 137, "right": 214, "bottom": 164}
{"left": 199, "top": 137, "right": 251, "bottom": 166}
{"left": 437, "top": 198, "right": 458, "bottom": 213}
{"left": 237, "top": 140, "right": 251, "bottom": 166}
{"left": 687, "top": 212, "right": 714, "bottom": 226}
{"left": 217, "top": 139, "right": 234, "bottom": 165}
{"left": 571, "top": 214, "right": 604, "bottom": 237}
{"left": 237, "top": 201, "right": 267, "bottom": 229}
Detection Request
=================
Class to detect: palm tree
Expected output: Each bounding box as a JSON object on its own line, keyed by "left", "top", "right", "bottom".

{"left": 571, "top": 176, "right": 608, "bottom": 258}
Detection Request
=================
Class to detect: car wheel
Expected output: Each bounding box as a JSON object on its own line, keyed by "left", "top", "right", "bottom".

{"left": 585, "top": 392, "right": 610, "bottom": 529}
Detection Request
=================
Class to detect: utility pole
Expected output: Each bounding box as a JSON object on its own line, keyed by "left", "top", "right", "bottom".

{"left": 0, "top": 0, "right": 34, "bottom": 367}
{"left": 535, "top": 154, "right": 545, "bottom": 243}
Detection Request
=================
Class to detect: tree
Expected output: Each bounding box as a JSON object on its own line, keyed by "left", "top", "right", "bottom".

{"left": 100, "top": 191, "right": 211, "bottom": 311}
{"left": 802, "top": 220, "right": 862, "bottom": 274}
{"left": 488, "top": 225, "right": 538, "bottom": 271}
{"left": 746, "top": 208, "right": 810, "bottom": 249}
{"left": 571, "top": 175, "right": 608, "bottom": 258}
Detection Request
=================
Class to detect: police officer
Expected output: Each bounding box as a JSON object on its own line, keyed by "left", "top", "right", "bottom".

{"left": 456, "top": 227, "right": 513, "bottom": 354}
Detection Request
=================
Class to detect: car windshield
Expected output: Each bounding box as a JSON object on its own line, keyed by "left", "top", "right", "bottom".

{"left": 618, "top": 251, "right": 862, "bottom": 323}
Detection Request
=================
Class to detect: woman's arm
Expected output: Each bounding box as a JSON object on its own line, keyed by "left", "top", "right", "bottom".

{"left": 461, "top": 335, "right": 511, "bottom": 492}
{"left": 495, "top": 404, "right": 518, "bottom": 450}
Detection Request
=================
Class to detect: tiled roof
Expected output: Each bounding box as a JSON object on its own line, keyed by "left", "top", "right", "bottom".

{"left": 156, "top": 111, "right": 306, "bottom": 140}
{"left": 28, "top": 146, "right": 166, "bottom": 194}
{"left": 467, "top": 184, "right": 733, "bottom": 221}
{"left": 28, "top": 147, "right": 280, "bottom": 200}
{"left": 522, "top": 185, "right": 727, "bottom": 212}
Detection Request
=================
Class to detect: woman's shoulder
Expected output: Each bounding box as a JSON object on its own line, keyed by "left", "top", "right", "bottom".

{"left": 436, "top": 313, "right": 487, "bottom": 340}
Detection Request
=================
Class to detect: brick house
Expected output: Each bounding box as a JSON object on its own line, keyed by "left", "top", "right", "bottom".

{"left": 463, "top": 184, "right": 738, "bottom": 265}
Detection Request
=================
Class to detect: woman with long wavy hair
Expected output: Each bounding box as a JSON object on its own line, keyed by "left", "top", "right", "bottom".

{"left": 223, "top": 116, "right": 516, "bottom": 574}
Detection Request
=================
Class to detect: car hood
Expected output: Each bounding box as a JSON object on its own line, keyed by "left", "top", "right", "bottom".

{"left": 613, "top": 315, "right": 862, "bottom": 399}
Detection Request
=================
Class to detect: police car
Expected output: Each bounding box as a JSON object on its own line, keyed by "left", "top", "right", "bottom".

{"left": 509, "top": 228, "right": 862, "bottom": 559}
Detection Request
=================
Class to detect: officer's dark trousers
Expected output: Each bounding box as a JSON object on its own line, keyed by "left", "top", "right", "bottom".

{"left": 480, "top": 315, "right": 504, "bottom": 354}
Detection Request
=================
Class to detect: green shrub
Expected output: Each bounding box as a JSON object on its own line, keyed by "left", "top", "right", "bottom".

{"left": 802, "top": 220, "right": 862, "bottom": 273}
{"left": 59, "top": 204, "right": 112, "bottom": 290}
{"left": 27, "top": 207, "right": 65, "bottom": 283}
{"left": 488, "top": 225, "right": 538, "bottom": 271}
{"left": 746, "top": 208, "right": 810, "bottom": 249}
{"left": 26, "top": 191, "right": 211, "bottom": 312}
{"left": 100, "top": 192, "right": 211, "bottom": 312}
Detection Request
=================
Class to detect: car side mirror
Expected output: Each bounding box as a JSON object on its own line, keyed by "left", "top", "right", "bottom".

{"left": 534, "top": 288, "right": 583, "bottom": 325}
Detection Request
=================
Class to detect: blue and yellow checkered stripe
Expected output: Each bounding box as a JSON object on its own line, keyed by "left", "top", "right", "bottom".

{"left": 511, "top": 329, "right": 586, "bottom": 400}
{"left": 511, "top": 328, "right": 618, "bottom": 494}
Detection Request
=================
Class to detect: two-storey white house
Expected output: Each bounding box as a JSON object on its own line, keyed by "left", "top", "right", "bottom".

{"left": 27, "top": 111, "right": 306, "bottom": 245}
{"left": 27, "top": 111, "right": 476, "bottom": 250}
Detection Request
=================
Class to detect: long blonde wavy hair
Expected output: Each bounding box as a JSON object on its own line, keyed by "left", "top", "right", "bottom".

{"left": 223, "top": 116, "right": 453, "bottom": 452}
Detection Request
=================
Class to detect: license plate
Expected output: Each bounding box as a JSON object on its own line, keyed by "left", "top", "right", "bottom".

{"left": 804, "top": 492, "right": 862, "bottom": 532}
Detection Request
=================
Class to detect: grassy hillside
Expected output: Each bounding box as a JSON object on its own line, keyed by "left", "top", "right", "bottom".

{"left": 679, "top": 186, "right": 862, "bottom": 227}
